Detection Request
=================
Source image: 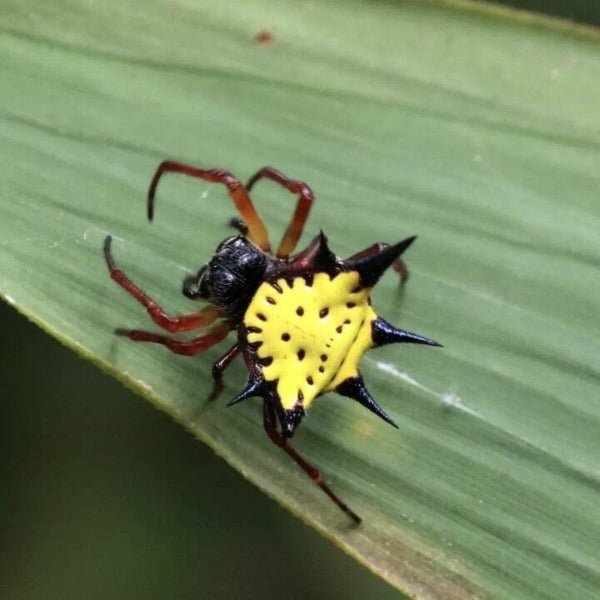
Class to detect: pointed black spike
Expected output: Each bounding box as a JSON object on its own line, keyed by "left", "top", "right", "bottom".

{"left": 346, "top": 236, "right": 417, "bottom": 287}
{"left": 336, "top": 375, "right": 398, "bottom": 428}
{"left": 227, "top": 377, "right": 267, "bottom": 406}
{"left": 277, "top": 404, "right": 305, "bottom": 438}
{"left": 372, "top": 317, "right": 442, "bottom": 347}
{"left": 292, "top": 231, "right": 338, "bottom": 275}
{"left": 310, "top": 230, "right": 337, "bottom": 272}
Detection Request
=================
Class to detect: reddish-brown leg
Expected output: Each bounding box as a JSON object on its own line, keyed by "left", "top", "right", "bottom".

{"left": 346, "top": 242, "right": 409, "bottom": 284}
{"left": 116, "top": 322, "right": 230, "bottom": 356}
{"left": 148, "top": 160, "right": 270, "bottom": 251}
{"left": 246, "top": 167, "right": 315, "bottom": 259}
{"left": 104, "top": 236, "right": 221, "bottom": 332}
{"left": 262, "top": 401, "right": 361, "bottom": 524}
{"left": 392, "top": 259, "right": 409, "bottom": 284}
{"left": 209, "top": 343, "right": 240, "bottom": 400}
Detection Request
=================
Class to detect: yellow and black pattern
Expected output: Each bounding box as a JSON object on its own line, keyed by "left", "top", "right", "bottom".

{"left": 244, "top": 271, "right": 377, "bottom": 411}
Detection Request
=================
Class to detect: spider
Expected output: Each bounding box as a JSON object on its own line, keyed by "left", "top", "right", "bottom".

{"left": 103, "top": 161, "right": 441, "bottom": 523}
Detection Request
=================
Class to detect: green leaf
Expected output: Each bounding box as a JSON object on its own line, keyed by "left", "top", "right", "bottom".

{"left": 1, "top": 1, "right": 599, "bottom": 598}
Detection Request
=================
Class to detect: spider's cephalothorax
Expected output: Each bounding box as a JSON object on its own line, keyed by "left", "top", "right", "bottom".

{"left": 104, "top": 161, "right": 441, "bottom": 524}
{"left": 183, "top": 235, "right": 269, "bottom": 323}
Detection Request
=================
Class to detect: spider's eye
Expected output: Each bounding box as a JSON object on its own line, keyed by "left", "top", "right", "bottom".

{"left": 182, "top": 265, "right": 207, "bottom": 299}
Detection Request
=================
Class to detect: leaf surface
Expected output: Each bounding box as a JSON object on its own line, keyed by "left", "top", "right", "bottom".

{"left": 1, "top": 1, "right": 599, "bottom": 598}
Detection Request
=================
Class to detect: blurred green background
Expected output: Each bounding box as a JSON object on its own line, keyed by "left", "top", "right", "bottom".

{"left": 1, "top": 2, "right": 598, "bottom": 599}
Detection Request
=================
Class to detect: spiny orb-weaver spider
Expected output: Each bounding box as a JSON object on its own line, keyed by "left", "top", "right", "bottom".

{"left": 104, "top": 161, "right": 441, "bottom": 523}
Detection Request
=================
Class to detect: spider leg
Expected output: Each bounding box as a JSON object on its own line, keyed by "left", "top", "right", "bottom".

{"left": 228, "top": 217, "right": 249, "bottom": 235}
{"left": 148, "top": 160, "right": 270, "bottom": 251}
{"left": 346, "top": 242, "right": 409, "bottom": 284}
{"left": 262, "top": 400, "right": 361, "bottom": 524}
{"left": 246, "top": 167, "right": 315, "bottom": 259}
{"left": 104, "top": 236, "right": 221, "bottom": 332}
{"left": 115, "top": 322, "right": 230, "bottom": 356}
{"left": 209, "top": 343, "right": 240, "bottom": 400}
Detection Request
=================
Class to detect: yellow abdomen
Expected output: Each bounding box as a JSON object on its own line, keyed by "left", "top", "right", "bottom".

{"left": 244, "top": 271, "right": 376, "bottom": 411}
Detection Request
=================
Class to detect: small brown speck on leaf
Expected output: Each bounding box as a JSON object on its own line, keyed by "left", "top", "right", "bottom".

{"left": 255, "top": 29, "right": 275, "bottom": 47}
